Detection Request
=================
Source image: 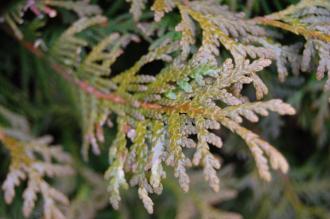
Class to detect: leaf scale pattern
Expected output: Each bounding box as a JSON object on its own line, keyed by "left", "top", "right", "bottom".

{"left": 1, "top": 0, "right": 330, "bottom": 216}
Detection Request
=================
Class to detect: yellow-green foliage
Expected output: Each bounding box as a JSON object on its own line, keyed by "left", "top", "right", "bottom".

{"left": 1, "top": 0, "right": 330, "bottom": 216}
{"left": 0, "top": 107, "right": 74, "bottom": 219}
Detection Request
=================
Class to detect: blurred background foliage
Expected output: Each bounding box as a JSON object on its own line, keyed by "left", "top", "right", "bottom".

{"left": 0, "top": 0, "right": 330, "bottom": 219}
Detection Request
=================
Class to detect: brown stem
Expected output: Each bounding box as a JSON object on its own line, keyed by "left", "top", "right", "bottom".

{"left": 19, "top": 40, "right": 164, "bottom": 111}
{"left": 0, "top": 129, "right": 4, "bottom": 140}
{"left": 19, "top": 39, "right": 209, "bottom": 115}
{"left": 254, "top": 17, "right": 330, "bottom": 43}
{"left": 3, "top": 30, "right": 218, "bottom": 119}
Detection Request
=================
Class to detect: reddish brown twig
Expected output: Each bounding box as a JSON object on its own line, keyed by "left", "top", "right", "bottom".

{"left": 4, "top": 22, "right": 208, "bottom": 116}
{"left": 19, "top": 40, "right": 164, "bottom": 111}
{"left": 0, "top": 129, "right": 4, "bottom": 140}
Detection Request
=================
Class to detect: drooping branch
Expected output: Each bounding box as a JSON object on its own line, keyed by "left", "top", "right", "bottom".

{"left": 18, "top": 38, "right": 164, "bottom": 111}
{"left": 9, "top": 30, "right": 210, "bottom": 115}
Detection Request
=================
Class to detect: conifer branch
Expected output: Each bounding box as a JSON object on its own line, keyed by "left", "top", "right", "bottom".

{"left": 3, "top": 0, "right": 330, "bottom": 216}
{"left": 17, "top": 37, "right": 164, "bottom": 111}
{"left": 5, "top": 6, "right": 297, "bottom": 213}
{"left": 0, "top": 120, "right": 74, "bottom": 218}
{"left": 253, "top": 17, "right": 330, "bottom": 43}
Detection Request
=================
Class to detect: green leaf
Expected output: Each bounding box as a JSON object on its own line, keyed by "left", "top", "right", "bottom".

{"left": 177, "top": 80, "right": 192, "bottom": 93}
{"left": 165, "top": 91, "right": 177, "bottom": 100}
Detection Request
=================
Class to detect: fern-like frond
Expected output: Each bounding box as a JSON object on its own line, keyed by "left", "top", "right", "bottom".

{"left": 5, "top": 1, "right": 316, "bottom": 215}
{"left": 38, "top": 13, "right": 297, "bottom": 213}
{"left": 0, "top": 128, "right": 73, "bottom": 218}
{"left": 254, "top": 0, "right": 330, "bottom": 89}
